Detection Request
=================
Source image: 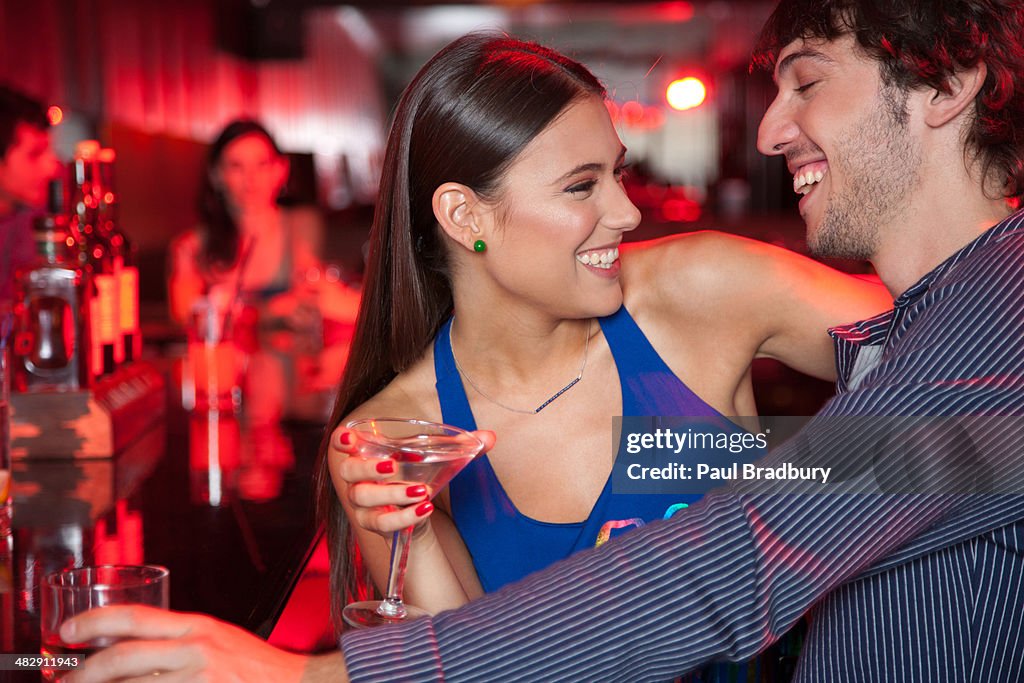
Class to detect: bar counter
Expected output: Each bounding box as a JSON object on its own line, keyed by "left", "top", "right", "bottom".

{"left": 1, "top": 335, "right": 346, "bottom": 679}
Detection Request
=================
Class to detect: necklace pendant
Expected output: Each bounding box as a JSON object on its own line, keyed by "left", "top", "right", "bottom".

{"left": 533, "top": 376, "right": 582, "bottom": 413}
{"left": 450, "top": 319, "right": 593, "bottom": 416}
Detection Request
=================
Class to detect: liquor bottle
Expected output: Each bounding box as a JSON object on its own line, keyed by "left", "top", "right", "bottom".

{"left": 71, "top": 141, "right": 119, "bottom": 379}
{"left": 68, "top": 140, "right": 99, "bottom": 258}
{"left": 97, "top": 148, "right": 141, "bottom": 364}
{"left": 12, "top": 177, "right": 91, "bottom": 391}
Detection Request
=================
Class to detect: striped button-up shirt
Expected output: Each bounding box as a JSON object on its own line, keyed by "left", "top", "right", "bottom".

{"left": 341, "top": 209, "right": 1024, "bottom": 682}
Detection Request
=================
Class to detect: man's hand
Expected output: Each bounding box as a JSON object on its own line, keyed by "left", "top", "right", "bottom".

{"left": 60, "top": 605, "right": 347, "bottom": 682}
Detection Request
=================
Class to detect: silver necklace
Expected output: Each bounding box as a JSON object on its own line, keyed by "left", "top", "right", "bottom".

{"left": 449, "top": 319, "right": 592, "bottom": 415}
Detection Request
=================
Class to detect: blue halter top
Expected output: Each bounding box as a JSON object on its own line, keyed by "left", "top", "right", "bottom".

{"left": 434, "top": 305, "right": 737, "bottom": 593}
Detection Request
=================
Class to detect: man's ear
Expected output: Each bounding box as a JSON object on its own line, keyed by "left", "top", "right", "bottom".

{"left": 433, "top": 182, "right": 485, "bottom": 252}
{"left": 924, "top": 61, "right": 987, "bottom": 128}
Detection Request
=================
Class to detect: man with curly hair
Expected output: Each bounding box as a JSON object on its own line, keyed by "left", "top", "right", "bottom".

{"left": 0, "top": 85, "right": 59, "bottom": 304}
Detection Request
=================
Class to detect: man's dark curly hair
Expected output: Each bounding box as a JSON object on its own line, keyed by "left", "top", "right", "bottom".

{"left": 752, "top": 0, "right": 1024, "bottom": 201}
{"left": 0, "top": 84, "right": 49, "bottom": 159}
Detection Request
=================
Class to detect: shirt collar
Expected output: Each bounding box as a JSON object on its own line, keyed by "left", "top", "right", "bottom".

{"left": 830, "top": 207, "right": 1024, "bottom": 348}
{"left": 830, "top": 309, "right": 892, "bottom": 347}
{"left": 894, "top": 207, "right": 1024, "bottom": 306}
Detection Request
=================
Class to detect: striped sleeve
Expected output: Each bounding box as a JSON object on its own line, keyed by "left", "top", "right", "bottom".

{"left": 341, "top": 489, "right": 1024, "bottom": 681}
{"left": 340, "top": 405, "right": 1024, "bottom": 681}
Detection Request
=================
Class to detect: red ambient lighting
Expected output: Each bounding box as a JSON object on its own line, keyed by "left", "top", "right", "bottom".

{"left": 608, "top": 100, "right": 666, "bottom": 131}
{"left": 653, "top": 2, "right": 694, "bottom": 22}
{"left": 666, "top": 77, "right": 707, "bottom": 111}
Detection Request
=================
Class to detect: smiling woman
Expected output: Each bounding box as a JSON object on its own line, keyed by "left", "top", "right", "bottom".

{"left": 317, "top": 31, "right": 891, "bottom": 671}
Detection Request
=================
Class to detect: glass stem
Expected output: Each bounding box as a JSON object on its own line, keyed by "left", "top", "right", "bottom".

{"left": 376, "top": 526, "right": 414, "bottom": 619}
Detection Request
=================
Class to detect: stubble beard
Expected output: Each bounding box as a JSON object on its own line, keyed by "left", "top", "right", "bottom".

{"left": 808, "top": 83, "right": 921, "bottom": 261}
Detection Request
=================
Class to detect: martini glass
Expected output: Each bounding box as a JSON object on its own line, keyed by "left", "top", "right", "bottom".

{"left": 342, "top": 418, "right": 485, "bottom": 628}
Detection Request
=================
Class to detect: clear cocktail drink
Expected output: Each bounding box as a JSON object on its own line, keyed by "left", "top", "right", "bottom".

{"left": 342, "top": 419, "right": 485, "bottom": 628}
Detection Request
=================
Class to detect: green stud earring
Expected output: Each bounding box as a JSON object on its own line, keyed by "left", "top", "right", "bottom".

{"left": 473, "top": 239, "right": 487, "bottom": 253}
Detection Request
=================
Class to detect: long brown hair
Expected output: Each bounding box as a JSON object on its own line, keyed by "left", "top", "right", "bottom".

{"left": 314, "top": 32, "right": 606, "bottom": 630}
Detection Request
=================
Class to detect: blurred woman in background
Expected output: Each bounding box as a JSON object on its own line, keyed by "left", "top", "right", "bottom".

{"left": 169, "top": 118, "right": 358, "bottom": 333}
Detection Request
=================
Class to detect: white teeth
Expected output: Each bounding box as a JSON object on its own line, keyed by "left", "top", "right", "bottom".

{"left": 576, "top": 247, "right": 619, "bottom": 269}
{"left": 793, "top": 167, "right": 827, "bottom": 194}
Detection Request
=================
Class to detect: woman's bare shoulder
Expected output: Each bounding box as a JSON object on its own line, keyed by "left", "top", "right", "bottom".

{"left": 172, "top": 227, "right": 203, "bottom": 247}
{"left": 621, "top": 231, "right": 764, "bottom": 316}
{"left": 623, "top": 229, "right": 778, "bottom": 275}
{"left": 169, "top": 230, "right": 206, "bottom": 274}
{"left": 283, "top": 205, "right": 325, "bottom": 262}
{"left": 343, "top": 351, "right": 443, "bottom": 425}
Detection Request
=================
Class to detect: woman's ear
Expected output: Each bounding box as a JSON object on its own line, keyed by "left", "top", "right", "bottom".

{"left": 433, "top": 182, "right": 485, "bottom": 252}
{"left": 924, "top": 61, "right": 987, "bottom": 128}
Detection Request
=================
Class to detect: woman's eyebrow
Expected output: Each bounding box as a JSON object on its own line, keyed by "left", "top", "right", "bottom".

{"left": 553, "top": 147, "right": 627, "bottom": 184}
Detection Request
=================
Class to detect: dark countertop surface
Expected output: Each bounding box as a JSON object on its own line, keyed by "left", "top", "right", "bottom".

{"left": 2, "top": 338, "right": 343, "bottom": 680}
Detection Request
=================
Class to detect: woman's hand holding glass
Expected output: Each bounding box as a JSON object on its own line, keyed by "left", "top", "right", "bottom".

{"left": 329, "top": 420, "right": 495, "bottom": 626}
{"left": 334, "top": 434, "right": 434, "bottom": 536}
{"left": 330, "top": 424, "right": 496, "bottom": 537}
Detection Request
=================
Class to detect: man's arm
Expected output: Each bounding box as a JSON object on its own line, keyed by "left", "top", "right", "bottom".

{"left": 342, "top": 399, "right": 1024, "bottom": 682}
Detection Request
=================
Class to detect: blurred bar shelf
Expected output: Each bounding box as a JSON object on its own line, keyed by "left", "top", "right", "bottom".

{"left": 10, "top": 361, "right": 166, "bottom": 460}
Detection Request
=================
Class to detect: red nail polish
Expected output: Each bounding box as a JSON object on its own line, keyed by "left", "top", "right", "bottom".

{"left": 406, "top": 485, "right": 427, "bottom": 498}
{"left": 339, "top": 431, "right": 352, "bottom": 446}
{"left": 376, "top": 460, "right": 395, "bottom": 474}
{"left": 415, "top": 501, "right": 434, "bottom": 516}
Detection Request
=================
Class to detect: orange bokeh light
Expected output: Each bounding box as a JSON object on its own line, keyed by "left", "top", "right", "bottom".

{"left": 666, "top": 77, "right": 707, "bottom": 111}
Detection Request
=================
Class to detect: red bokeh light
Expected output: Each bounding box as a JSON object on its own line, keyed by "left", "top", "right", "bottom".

{"left": 621, "top": 100, "right": 645, "bottom": 126}
{"left": 662, "top": 198, "right": 702, "bottom": 222}
{"left": 653, "top": 2, "right": 695, "bottom": 22}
